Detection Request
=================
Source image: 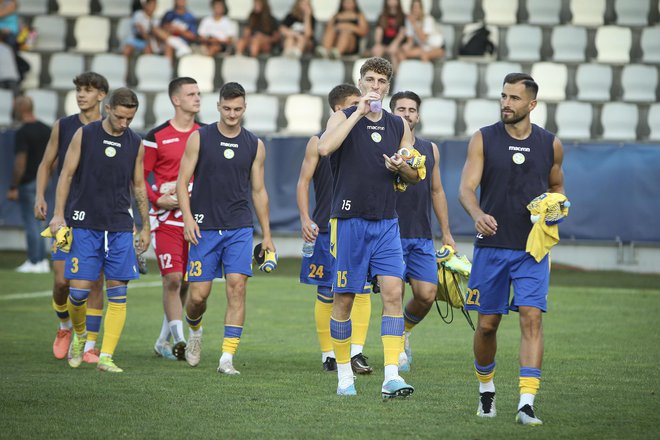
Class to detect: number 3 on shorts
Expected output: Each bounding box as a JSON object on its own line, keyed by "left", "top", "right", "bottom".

{"left": 189, "top": 261, "right": 202, "bottom": 277}
{"left": 70, "top": 257, "right": 79, "bottom": 273}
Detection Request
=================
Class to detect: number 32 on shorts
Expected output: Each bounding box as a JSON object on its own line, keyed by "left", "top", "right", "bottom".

{"left": 466, "top": 288, "right": 480, "bottom": 306}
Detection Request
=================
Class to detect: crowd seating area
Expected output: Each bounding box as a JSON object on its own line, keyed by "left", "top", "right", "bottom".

{"left": 1, "top": 0, "right": 659, "bottom": 142}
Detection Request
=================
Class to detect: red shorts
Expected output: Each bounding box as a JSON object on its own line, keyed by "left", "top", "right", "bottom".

{"left": 152, "top": 223, "right": 188, "bottom": 276}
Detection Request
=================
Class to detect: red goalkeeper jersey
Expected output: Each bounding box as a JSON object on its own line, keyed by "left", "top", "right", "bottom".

{"left": 144, "top": 120, "right": 201, "bottom": 229}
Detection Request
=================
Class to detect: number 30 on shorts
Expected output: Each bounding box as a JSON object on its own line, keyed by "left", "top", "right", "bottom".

{"left": 466, "top": 288, "right": 480, "bottom": 306}
{"left": 188, "top": 261, "right": 202, "bottom": 277}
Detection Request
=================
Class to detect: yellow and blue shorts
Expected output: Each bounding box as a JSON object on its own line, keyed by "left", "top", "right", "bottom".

{"left": 187, "top": 227, "right": 253, "bottom": 282}
{"left": 300, "top": 231, "right": 333, "bottom": 288}
{"left": 401, "top": 237, "right": 438, "bottom": 285}
{"left": 66, "top": 228, "right": 138, "bottom": 281}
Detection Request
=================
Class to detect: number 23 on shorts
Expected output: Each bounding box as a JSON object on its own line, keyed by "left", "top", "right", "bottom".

{"left": 189, "top": 260, "right": 202, "bottom": 276}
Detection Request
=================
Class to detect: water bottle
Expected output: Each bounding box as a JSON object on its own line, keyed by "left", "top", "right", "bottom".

{"left": 302, "top": 224, "right": 317, "bottom": 257}
{"left": 370, "top": 100, "right": 382, "bottom": 113}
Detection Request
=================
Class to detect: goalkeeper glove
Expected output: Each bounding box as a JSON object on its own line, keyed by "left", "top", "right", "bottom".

{"left": 253, "top": 243, "right": 277, "bottom": 273}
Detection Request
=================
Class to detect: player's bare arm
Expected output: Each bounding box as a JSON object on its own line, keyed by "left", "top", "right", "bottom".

{"left": 34, "top": 120, "right": 61, "bottom": 220}
{"left": 296, "top": 135, "right": 321, "bottom": 243}
{"left": 49, "top": 127, "right": 82, "bottom": 234}
{"left": 143, "top": 141, "right": 178, "bottom": 211}
{"left": 133, "top": 141, "right": 151, "bottom": 254}
{"left": 7, "top": 150, "right": 26, "bottom": 201}
{"left": 430, "top": 142, "right": 455, "bottom": 248}
{"left": 318, "top": 92, "right": 376, "bottom": 156}
{"left": 459, "top": 130, "right": 498, "bottom": 236}
{"left": 383, "top": 120, "right": 419, "bottom": 183}
{"left": 177, "top": 130, "right": 201, "bottom": 245}
{"left": 548, "top": 137, "right": 565, "bottom": 194}
{"left": 251, "top": 139, "right": 275, "bottom": 254}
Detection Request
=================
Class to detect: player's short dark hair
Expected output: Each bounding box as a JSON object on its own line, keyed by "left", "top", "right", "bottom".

{"left": 73, "top": 72, "right": 109, "bottom": 94}
{"left": 359, "top": 57, "right": 393, "bottom": 82}
{"left": 108, "top": 87, "right": 139, "bottom": 109}
{"left": 389, "top": 90, "right": 421, "bottom": 112}
{"left": 168, "top": 77, "right": 198, "bottom": 98}
{"left": 219, "top": 82, "right": 245, "bottom": 101}
{"left": 503, "top": 73, "right": 538, "bottom": 99}
{"left": 328, "top": 84, "right": 361, "bottom": 109}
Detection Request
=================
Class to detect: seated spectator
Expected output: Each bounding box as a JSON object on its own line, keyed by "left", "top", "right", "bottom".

{"left": 0, "top": 0, "right": 18, "bottom": 49}
{"left": 235, "top": 0, "right": 280, "bottom": 57}
{"left": 371, "top": 0, "right": 406, "bottom": 71}
{"left": 280, "top": 0, "right": 316, "bottom": 59}
{"left": 318, "top": 0, "right": 368, "bottom": 59}
{"left": 401, "top": 0, "right": 445, "bottom": 62}
{"left": 123, "top": 0, "right": 162, "bottom": 58}
{"left": 198, "top": 0, "right": 238, "bottom": 56}
{"left": 153, "top": 0, "right": 198, "bottom": 60}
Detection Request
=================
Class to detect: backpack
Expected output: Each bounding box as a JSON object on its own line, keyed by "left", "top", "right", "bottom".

{"left": 459, "top": 23, "right": 496, "bottom": 56}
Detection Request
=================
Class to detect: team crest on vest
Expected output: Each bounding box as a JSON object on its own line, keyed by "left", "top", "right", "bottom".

{"left": 105, "top": 147, "right": 117, "bottom": 158}
{"left": 371, "top": 132, "right": 382, "bottom": 143}
{"left": 224, "top": 148, "right": 235, "bottom": 159}
{"left": 512, "top": 152, "right": 525, "bottom": 164}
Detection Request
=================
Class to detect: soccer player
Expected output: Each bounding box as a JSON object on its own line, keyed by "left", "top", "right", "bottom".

{"left": 389, "top": 90, "right": 455, "bottom": 372}
{"left": 458, "top": 73, "right": 565, "bottom": 425}
{"left": 317, "top": 57, "right": 419, "bottom": 398}
{"left": 143, "top": 77, "right": 202, "bottom": 361}
{"left": 34, "top": 72, "right": 109, "bottom": 364}
{"left": 48, "top": 88, "right": 150, "bottom": 373}
{"left": 296, "top": 84, "right": 374, "bottom": 374}
{"left": 177, "top": 82, "right": 275, "bottom": 375}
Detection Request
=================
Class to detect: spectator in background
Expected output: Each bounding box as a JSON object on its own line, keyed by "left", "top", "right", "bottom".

{"left": 317, "top": 0, "right": 368, "bottom": 59}
{"left": 198, "top": 0, "right": 238, "bottom": 56}
{"left": 401, "top": 0, "right": 445, "bottom": 62}
{"left": 7, "top": 96, "right": 51, "bottom": 273}
{"left": 235, "top": 0, "right": 280, "bottom": 57}
{"left": 280, "top": 0, "right": 316, "bottom": 59}
{"left": 371, "top": 0, "right": 406, "bottom": 72}
{"left": 123, "top": 0, "right": 162, "bottom": 59}
{"left": 154, "top": 0, "right": 198, "bottom": 61}
{"left": 0, "top": 0, "right": 18, "bottom": 48}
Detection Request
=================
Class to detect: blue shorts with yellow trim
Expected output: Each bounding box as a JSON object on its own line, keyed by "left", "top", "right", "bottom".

{"left": 187, "top": 227, "right": 253, "bottom": 282}
{"left": 66, "top": 228, "right": 138, "bottom": 281}
{"left": 466, "top": 247, "right": 550, "bottom": 315}
{"left": 300, "top": 231, "right": 333, "bottom": 287}
{"left": 401, "top": 238, "right": 438, "bottom": 285}
{"left": 330, "top": 217, "right": 404, "bottom": 294}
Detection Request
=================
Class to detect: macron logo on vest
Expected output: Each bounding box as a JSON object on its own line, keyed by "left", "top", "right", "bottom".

{"left": 508, "top": 146, "right": 530, "bottom": 152}
{"left": 103, "top": 140, "right": 121, "bottom": 148}
{"left": 366, "top": 125, "right": 384, "bottom": 131}
{"left": 162, "top": 137, "right": 180, "bottom": 144}
{"left": 221, "top": 141, "right": 239, "bottom": 148}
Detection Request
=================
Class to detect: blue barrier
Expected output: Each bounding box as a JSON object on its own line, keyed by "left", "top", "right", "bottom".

{"left": 1, "top": 129, "right": 659, "bottom": 242}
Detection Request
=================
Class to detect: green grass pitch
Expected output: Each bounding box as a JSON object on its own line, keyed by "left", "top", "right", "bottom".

{"left": 0, "top": 252, "right": 658, "bottom": 439}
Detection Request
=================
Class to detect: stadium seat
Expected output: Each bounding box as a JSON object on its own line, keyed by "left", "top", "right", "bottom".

{"left": 98, "top": 0, "right": 132, "bottom": 17}
{"left": 244, "top": 94, "right": 279, "bottom": 134}
{"left": 154, "top": 0, "right": 170, "bottom": 19}
{"left": 130, "top": 91, "right": 148, "bottom": 132}
{"left": 481, "top": 0, "right": 518, "bottom": 25}
{"left": 551, "top": 25, "right": 587, "bottom": 63}
{"left": 18, "top": 0, "right": 48, "bottom": 15}
{"left": 531, "top": 62, "right": 567, "bottom": 102}
{"left": 530, "top": 101, "right": 547, "bottom": 128}
{"left": 270, "top": 0, "right": 295, "bottom": 20}
{"left": 621, "top": 64, "right": 658, "bottom": 103}
{"left": 284, "top": 94, "right": 323, "bottom": 135}
{"left": 265, "top": 56, "right": 302, "bottom": 95}
{"left": 226, "top": 0, "right": 251, "bottom": 20}
{"left": 48, "top": 53, "right": 84, "bottom": 90}
{"left": 463, "top": 99, "right": 499, "bottom": 136}
{"left": 63, "top": 90, "right": 77, "bottom": 115}
{"left": 0, "top": 89, "right": 13, "bottom": 127}
{"left": 440, "top": 23, "right": 455, "bottom": 58}
{"left": 601, "top": 102, "right": 638, "bottom": 140}
{"left": 361, "top": 0, "right": 382, "bottom": 22}
{"left": 90, "top": 54, "right": 127, "bottom": 91}
{"left": 440, "top": 60, "right": 477, "bottom": 99}
{"left": 570, "top": 0, "right": 606, "bottom": 26}
{"left": 187, "top": 0, "right": 211, "bottom": 17}
{"left": 401, "top": 0, "right": 431, "bottom": 14}
{"left": 351, "top": 57, "right": 370, "bottom": 86}
{"left": 26, "top": 89, "right": 58, "bottom": 125}
{"left": 418, "top": 98, "right": 456, "bottom": 138}
{"left": 177, "top": 54, "right": 216, "bottom": 93}
{"left": 439, "top": 0, "right": 475, "bottom": 24}
{"left": 135, "top": 54, "right": 172, "bottom": 92}
{"left": 647, "top": 103, "right": 660, "bottom": 141}
{"left": 56, "top": 0, "right": 90, "bottom": 16}
{"left": 613, "top": 0, "right": 649, "bottom": 26}
{"left": 640, "top": 27, "right": 660, "bottom": 64}
{"left": 32, "top": 15, "right": 67, "bottom": 51}
{"left": 595, "top": 26, "right": 632, "bottom": 64}
{"left": 177, "top": 54, "right": 215, "bottom": 93}
{"left": 526, "top": 0, "right": 561, "bottom": 25}
{"left": 484, "top": 61, "right": 522, "bottom": 99}
{"left": 308, "top": 59, "right": 345, "bottom": 96}
{"left": 575, "top": 64, "right": 612, "bottom": 102}
{"left": 114, "top": 17, "right": 132, "bottom": 51}
{"left": 312, "top": 0, "right": 340, "bottom": 21}
{"left": 73, "top": 16, "right": 111, "bottom": 53}
{"left": 152, "top": 92, "right": 172, "bottom": 126}
{"left": 221, "top": 56, "right": 259, "bottom": 93}
{"left": 505, "top": 25, "right": 542, "bottom": 62}
{"left": 198, "top": 92, "right": 219, "bottom": 125}
{"left": 396, "top": 60, "right": 434, "bottom": 98}
{"left": 555, "top": 101, "right": 592, "bottom": 140}
{"left": 20, "top": 51, "right": 42, "bottom": 90}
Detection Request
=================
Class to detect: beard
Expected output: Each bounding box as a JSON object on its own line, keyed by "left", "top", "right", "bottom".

{"left": 501, "top": 109, "right": 527, "bottom": 125}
